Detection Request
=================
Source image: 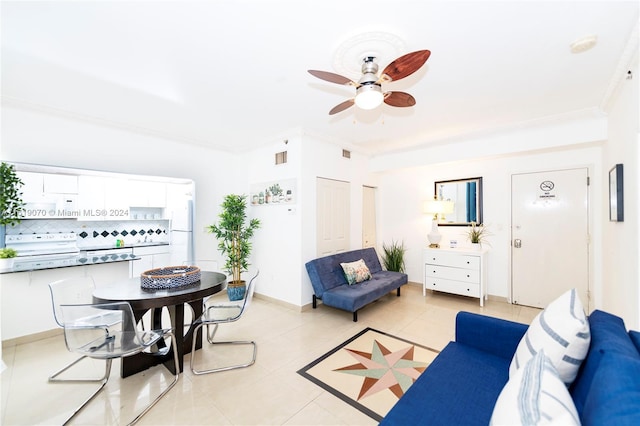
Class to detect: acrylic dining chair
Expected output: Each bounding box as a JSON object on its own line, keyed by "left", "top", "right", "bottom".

{"left": 189, "top": 268, "right": 259, "bottom": 375}
{"left": 58, "top": 301, "right": 179, "bottom": 425}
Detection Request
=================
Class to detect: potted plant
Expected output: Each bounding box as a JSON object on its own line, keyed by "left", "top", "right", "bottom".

{"left": 0, "top": 162, "right": 25, "bottom": 248}
{"left": 381, "top": 240, "right": 406, "bottom": 273}
{"left": 208, "top": 194, "right": 261, "bottom": 300}
{"left": 466, "top": 222, "right": 491, "bottom": 248}
{"left": 0, "top": 247, "right": 17, "bottom": 269}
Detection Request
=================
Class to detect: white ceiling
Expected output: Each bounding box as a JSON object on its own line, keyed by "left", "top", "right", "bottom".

{"left": 1, "top": 1, "right": 638, "bottom": 155}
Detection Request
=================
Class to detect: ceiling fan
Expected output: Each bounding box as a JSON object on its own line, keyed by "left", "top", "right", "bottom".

{"left": 308, "top": 49, "right": 431, "bottom": 115}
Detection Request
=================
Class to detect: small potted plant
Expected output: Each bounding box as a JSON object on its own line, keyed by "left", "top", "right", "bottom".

{"left": 466, "top": 222, "right": 491, "bottom": 248}
{"left": 381, "top": 240, "right": 406, "bottom": 273}
{"left": 0, "top": 247, "right": 17, "bottom": 269}
{"left": 1, "top": 162, "right": 25, "bottom": 248}
{"left": 208, "top": 194, "right": 261, "bottom": 300}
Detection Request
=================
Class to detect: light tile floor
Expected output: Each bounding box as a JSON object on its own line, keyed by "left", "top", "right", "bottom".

{"left": 1, "top": 284, "right": 540, "bottom": 425}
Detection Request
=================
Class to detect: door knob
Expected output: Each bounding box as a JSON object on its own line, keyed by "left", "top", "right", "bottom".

{"left": 514, "top": 239, "right": 522, "bottom": 248}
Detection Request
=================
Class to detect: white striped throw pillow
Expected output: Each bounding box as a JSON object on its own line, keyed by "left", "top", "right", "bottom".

{"left": 491, "top": 350, "right": 580, "bottom": 425}
{"left": 509, "top": 288, "right": 590, "bottom": 386}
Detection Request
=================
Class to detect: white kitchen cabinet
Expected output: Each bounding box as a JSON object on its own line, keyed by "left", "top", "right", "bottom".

{"left": 16, "top": 171, "right": 78, "bottom": 218}
{"left": 130, "top": 245, "right": 172, "bottom": 277}
{"left": 129, "top": 180, "right": 167, "bottom": 208}
{"left": 77, "top": 176, "right": 130, "bottom": 220}
{"left": 423, "top": 247, "right": 488, "bottom": 306}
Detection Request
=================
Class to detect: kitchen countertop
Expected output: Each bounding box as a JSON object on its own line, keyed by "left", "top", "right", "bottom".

{"left": 80, "top": 242, "right": 170, "bottom": 251}
{"left": 0, "top": 252, "right": 141, "bottom": 274}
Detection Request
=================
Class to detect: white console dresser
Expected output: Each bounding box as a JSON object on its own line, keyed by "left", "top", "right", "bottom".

{"left": 423, "top": 247, "right": 489, "bottom": 306}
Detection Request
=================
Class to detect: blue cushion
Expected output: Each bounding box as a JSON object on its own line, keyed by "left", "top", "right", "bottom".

{"left": 322, "top": 271, "right": 406, "bottom": 312}
{"left": 382, "top": 342, "right": 510, "bottom": 426}
{"left": 456, "top": 311, "right": 528, "bottom": 360}
{"left": 305, "top": 248, "right": 383, "bottom": 297}
{"left": 630, "top": 330, "right": 640, "bottom": 354}
{"left": 582, "top": 352, "right": 640, "bottom": 425}
{"left": 570, "top": 310, "right": 639, "bottom": 415}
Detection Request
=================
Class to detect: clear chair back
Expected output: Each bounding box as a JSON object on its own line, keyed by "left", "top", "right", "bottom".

{"left": 60, "top": 302, "right": 159, "bottom": 359}
{"left": 49, "top": 276, "right": 96, "bottom": 327}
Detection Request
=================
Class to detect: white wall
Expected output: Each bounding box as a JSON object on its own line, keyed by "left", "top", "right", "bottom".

{"left": 601, "top": 55, "right": 639, "bottom": 329}
{"left": 246, "top": 130, "right": 304, "bottom": 306}
{"left": 0, "top": 105, "right": 244, "bottom": 270}
{"left": 299, "top": 132, "right": 379, "bottom": 306}
{"left": 376, "top": 146, "right": 603, "bottom": 301}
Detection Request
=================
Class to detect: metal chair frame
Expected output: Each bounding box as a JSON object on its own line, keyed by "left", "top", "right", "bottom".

{"left": 190, "top": 269, "right": 259, "bottom": 375}
{"left": 58, "top": 301, "right": 180, "bottom": 426}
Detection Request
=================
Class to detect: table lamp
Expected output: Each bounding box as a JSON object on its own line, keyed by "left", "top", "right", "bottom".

{"left": 423, "top": 198, "right": 455, "bottom": 248}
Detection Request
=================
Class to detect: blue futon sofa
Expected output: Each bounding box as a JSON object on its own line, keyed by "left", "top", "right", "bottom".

{"left": 381, "top": 309, "right": 640, "bottom": 425}
{"left": 305, "top": 248, "right": 407, "bottom": 322}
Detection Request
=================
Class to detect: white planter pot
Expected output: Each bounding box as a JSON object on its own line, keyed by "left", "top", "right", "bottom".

{"left": 0, "top": 258, "right": 15, "bottom": 269}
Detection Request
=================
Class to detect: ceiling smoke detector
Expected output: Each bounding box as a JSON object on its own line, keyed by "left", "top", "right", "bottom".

{"left": 570, "top": 35, "right": 598, "bottom": 54}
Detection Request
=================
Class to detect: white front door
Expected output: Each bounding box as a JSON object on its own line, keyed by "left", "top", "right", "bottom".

{"left": 316, "top": 177, "right": 350, "bottom": 256}
{"left": 511, "top": 168, "right": 589, "bottom": 309}
{"left": 362, "top": 186, "right": 377, "bottom": 249}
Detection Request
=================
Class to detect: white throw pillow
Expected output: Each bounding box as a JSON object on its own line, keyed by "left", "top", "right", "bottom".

{"left": 509, "top": 288, "right": 590, "bottom": 385}
{"left": 340, "top": 259, "right": 372, "bottom": 285}
{"left": 491, "top": 350, "right": 580, "bottom": 425}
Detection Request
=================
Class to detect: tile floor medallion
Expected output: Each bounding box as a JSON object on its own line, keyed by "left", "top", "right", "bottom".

{"left": 297, "top": 327, "right": 440, "bottom": 421}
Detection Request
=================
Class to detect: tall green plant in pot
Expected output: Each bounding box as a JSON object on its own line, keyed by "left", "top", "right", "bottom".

{"left": 381, "top": 240, "right": 406, "bottom": 273}
{"left": 208, "top": 194, "right": 261, "bottom": 301}
{"left": 0, "top": 162, "right": 25, "bottom": 248}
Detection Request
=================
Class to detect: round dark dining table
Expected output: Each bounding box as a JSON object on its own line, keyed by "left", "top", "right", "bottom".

{"left": 93, "top": 270, "right": 226, "bottom": 377}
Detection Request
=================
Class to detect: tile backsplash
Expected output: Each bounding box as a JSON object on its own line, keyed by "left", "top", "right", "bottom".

{"left": 6, "top": 219, "right": 170, "bottom": 249}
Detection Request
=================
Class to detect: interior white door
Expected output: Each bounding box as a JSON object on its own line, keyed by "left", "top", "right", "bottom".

{"left": 362, "top": 186, "right": 377, "bottom": 249}
{"left": 316, "top": 177, "right": 350, "bottom": 256}
{"left": 511, "top": 168, "right": 589, "bottom": 309}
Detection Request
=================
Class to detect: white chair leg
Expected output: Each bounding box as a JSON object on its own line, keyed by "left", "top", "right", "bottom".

{"left": 60, "top": 359, "right": 112, "bottom": 425}
{"left": 128, "top": 331, "right": 181, "bottom": 425}
{"left": 190, "top": 322, "right": 257, "bottom": 375}
{"left": 49, "top": 355, "right": 110, "bottom": 383}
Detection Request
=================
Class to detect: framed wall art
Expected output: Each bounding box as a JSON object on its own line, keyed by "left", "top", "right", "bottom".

{"left": 609, "top": 163, "right": 624, "bottom": 222}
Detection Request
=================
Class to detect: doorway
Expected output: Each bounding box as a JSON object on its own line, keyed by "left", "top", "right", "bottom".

{"left": 511, "top": 168, "right": 589, "bottom": 309}
{"left": 362, "top": 186, "right": 376, "bottom": 249}
{"left": 316, "top": 177, "right": 350, "bottom": 256}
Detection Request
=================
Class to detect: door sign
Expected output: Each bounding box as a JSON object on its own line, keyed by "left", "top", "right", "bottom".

{"left": 538, "top": 180, "right": 556, "bottom": 200}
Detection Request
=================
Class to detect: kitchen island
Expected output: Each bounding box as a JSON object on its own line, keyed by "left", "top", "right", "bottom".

{"left": 0, "top": 257, "right": 140, "bottom": 342}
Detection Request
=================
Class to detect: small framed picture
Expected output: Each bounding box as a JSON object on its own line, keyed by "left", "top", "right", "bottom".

{"left": 609, "top": 164, "right": 624, "bottom": 222}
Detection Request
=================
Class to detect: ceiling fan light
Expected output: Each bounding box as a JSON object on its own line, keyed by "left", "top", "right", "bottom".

{"left": 355, "top": 84, "right": 384, "bottom": 110}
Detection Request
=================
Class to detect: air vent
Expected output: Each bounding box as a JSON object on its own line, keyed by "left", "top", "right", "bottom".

{"left": 275, "top": 151, "right": 287, "bottom": 165}
{"left": 342, "top": 149, "right": 351, "bottom": 159}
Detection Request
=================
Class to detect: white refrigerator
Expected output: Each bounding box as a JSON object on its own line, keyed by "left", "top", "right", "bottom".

{"left": 168, "top": 190, "right": 194, "bottom": 265}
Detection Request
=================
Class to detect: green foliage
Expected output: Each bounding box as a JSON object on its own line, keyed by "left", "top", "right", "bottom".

{"left": 0, "top": 162, "right": 25, "bottom": 226}
{"left": 381, "top": 240, "right": 406, "bottom": 273}
{"left": 466, "top": 222, "right": 491, "bottom": 245}
{"left": 208, "top": 194, "right": 260, "bottom": 283}
{"left": 0, "top": 248, "right": 17, "bottom": 259}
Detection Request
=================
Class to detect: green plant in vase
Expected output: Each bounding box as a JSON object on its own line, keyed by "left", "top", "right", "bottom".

{"left": 208, "top": 194, "right": 261, "bottom": 300}
{"left": 0, "top": 247, "right": 17, "bottom": 269}
{"left": 1, "top": 162, "right": 25, "bottom": 249}
{"left": 381, "top": 240, "right": 406, "bottom": 273}
{"left": 466, "top": 222, "right": 491, "bottom": 247}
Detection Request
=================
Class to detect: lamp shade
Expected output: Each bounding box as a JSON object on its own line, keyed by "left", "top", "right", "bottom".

{"left": 423, "top": 200, "right": 455, "bottom": 215}
{"left": 355, "top": 84, "right": 384, "bottom": 110}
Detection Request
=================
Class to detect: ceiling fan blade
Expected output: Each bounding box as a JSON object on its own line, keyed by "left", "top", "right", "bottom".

{"left": 308, "top": 70, "right": 357, "bottom": 86}
{"left": 329, "top": 99, "right": 355, "bottom": 115}
{"left": 380, "top": 50, "right": 431, "bottom": 82}
{"left": 384, "top": 91, "right": 416, "bottom": 107}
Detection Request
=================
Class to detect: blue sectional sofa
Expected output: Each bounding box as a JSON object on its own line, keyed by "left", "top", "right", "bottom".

{"left": 381, "top": 309, "right": 640, "bottom": 425}
{"left": 305, "top": 247, "right": 407, "bottom": 322}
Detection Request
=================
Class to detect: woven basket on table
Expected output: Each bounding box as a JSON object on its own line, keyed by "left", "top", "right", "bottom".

{"left": 140, "top": 266, "right": 201, "bottom": 289}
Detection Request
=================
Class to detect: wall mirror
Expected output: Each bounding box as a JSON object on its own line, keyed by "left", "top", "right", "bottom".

{"left": 434, "top": 177, "right": 483, "bottom": 226}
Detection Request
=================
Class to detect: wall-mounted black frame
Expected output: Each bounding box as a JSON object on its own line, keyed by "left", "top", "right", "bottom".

{"left": 609, "top": 164, "right": 624, "bottom": 222}
{"left": 434, "top": 177, "right": 483, "bottom": 226}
